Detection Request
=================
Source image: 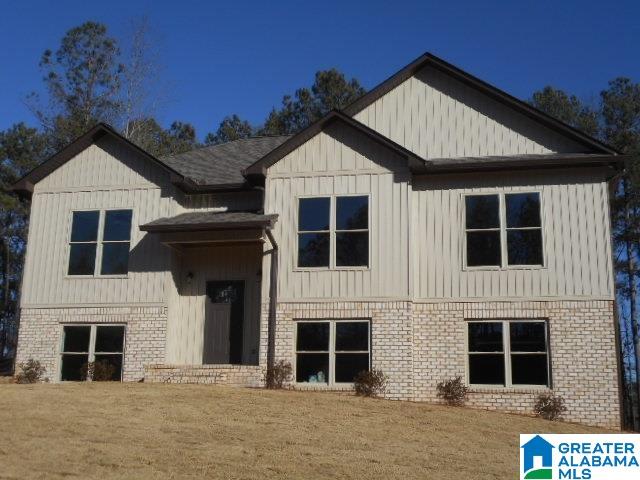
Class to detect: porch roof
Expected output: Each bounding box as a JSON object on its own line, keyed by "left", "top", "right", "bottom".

{"left": 139, "top": 211, "right": 278, "bottom": 233}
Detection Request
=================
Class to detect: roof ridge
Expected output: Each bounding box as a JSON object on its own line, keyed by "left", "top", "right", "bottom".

{"left": 162, "top": 134, "right": 293, "bottom": 159}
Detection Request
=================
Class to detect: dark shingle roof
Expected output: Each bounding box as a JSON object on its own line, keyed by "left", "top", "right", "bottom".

{"left": 162, "top": 136, "right": 291, "bottom": 186}
{"left": 139, "top": 211, "right": 278, "bottom": 232}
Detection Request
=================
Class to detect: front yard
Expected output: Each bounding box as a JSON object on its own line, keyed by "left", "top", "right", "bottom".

{"left": 0, "top": 383, "right": 607, "bottom": 479}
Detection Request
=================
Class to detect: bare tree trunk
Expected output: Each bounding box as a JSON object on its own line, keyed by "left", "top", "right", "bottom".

{"left": 622, "top": 177, "right": 640, "bottom": 428}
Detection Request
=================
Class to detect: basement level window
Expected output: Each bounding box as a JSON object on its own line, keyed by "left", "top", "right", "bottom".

{"left": 464, "top": 192, "right": 543, "bottom": 268}
{"left": 60, "top": 325, "right": 125, "bottom": 381}
{"left": 295, "top": 320, "right": 370, "bottom": 385}
{"left": 68, "top": 209, "right": 133, "bottom": 276}
{"left": 467, "top": 320, "right": 549, "bottom": 387}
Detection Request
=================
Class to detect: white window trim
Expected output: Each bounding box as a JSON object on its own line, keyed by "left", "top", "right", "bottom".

{"left": 66, "top": 208, "right": 133, "bottom": 279}
{"left": 294, "top": 319, "right": 371, "bottom": 386}
{"left": 295, "top": 194, "right": 371, "bottom": 271}
{"left": 465, "top": 319, "right": 550, "bottom": 389}
{"left": 59, "top": 323, "right": 126, "bottom": 382}
{"left": 462, "top": 191, "right": 546, "bottom": 271}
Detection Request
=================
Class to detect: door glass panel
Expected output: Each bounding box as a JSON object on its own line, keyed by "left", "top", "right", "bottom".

{"left": 62, "top": 326, "right": 91, "bottom": 353}
{"left": 95, "top": 326, "right": 125, "bottom": 353}
{"left": 296, "top": 353, "right": 329, "bottom": 383}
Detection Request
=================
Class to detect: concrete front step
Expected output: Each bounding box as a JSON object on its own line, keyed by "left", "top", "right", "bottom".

{"left": 144, "top": 364, "right": 264, "bottom": 387}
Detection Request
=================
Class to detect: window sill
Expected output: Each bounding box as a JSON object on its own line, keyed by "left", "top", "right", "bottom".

{"left": 294, "top": 383, "right": 354, "bottom": 391}
{"left": 65, "top": 274, "right": 129, "bottom": 280}
{"left": 468, "top": 385, "right": 551, "bottom": 394}
{"left": 293, "top": 267, "right": 370, "bottom": 272}
{"left": 463, "top": 265, "right": 546, "bottom": 272}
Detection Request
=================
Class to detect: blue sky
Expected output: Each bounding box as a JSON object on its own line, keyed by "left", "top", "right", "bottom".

{"left": 0, "top": 0, "right": 638, "bottom": 140}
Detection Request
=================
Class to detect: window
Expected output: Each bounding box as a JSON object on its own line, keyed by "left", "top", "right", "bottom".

{"left": 297, "top": 196, "right": 369, "bottom": 268}
{"left": 295, "top": 320, "right": 370, "bottom": 384}
{"left": 68, "top": 211, "right": 99, "bottom": 275}
{"left": 68, "top": 209, "right": 132, "bottom": 276}
{"left": 464, "top": 192, "right": 542, "bottom": 268}
{"left": 467, "top": 320, "right": 549, "bottom": 387}
{"left": 298, "top": 198, "right": 330, "bottom": 267}
{"left": 60, "top": 325, "right": 125, "bottom": 381}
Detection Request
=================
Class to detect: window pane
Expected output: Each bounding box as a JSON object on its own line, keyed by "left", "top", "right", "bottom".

{"left": 296, "top": 323, "right": 329, "bottom": 351}
{"left": 335, "top": 322, "right": 369, "bottom": 351}
{"left": 335, "top": 353, "right": 369, "bottom": 382}
{"left": 62, "top": 326, "right": 91, "bottom": 353}
{"left": 507, "top": 230, "right": 543, "bottom": 265}
{"left": 94, "top": 354, "right": 123, "bottom": 381}
{"left": 466, "top": 231, "right": 501, "bottom": 267}
{"left": 298, "top": 197, "right": 330, "bottom": 231}
{"left": 61, "top": 354, "right": 88, "bottom": 381}
{"left": 511, "top": 354, "right": 548, "bottom": 385}
{"left": 465, "top": 195, "right": 499, "bottom": 229}
{"left": 336, "top": 196, "right": 368, "bottom": 230}
{"left": 469, "top": 354, "right": 505, "bottom": 385}
{"left": 95, "top": 326, "right": 125, "bottom": 353}
{"left": 298, "top": 233, "right": 329, "bottom": 267}
{"left": 103, "top": 210, "right": 132, "bottom": 241}
{"left": 296, "top": 353, "right": 329, "bottom": 383}
{"left": 506, "top": 193, "right": 541, "bottom": 228}
{"left": 100, "top": 242, "right": 130, "bottom": 275}
{"left": 468, "top": 323, "right": 503, "bottom": 352}
{"left": 68, "top": 243, "right": 97, "bottom": 275}
{"left": 510, "top": 322, "right": 546, "bottom": 352}
{"left": 70, "top": 211, "right": 99, "bottom": 242}
{"left": 336, "top": 232, "right": 368, "bottom": 267}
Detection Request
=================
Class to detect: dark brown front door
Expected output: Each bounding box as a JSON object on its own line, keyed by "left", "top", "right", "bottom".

{"left": 205, "top": 281, "right": 245, "bottom": 364}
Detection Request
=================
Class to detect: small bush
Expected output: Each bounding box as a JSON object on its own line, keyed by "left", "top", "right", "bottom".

{"left": 436, "top": 377, "right": 469, "bottom": 406}
{"left": 15, "top": 359, "right": 46, "bottom": 384}
{"left": 534, "top": 393, "right": 567, "bottom": 421}
{"left": 81, "top": 361, "right": 117, "bottom": 382}
{"left": 264, "top": 360, "right": 292, "bottom": 389}
{"left": 354, "top": 369, "right": 388, "bottom": 398}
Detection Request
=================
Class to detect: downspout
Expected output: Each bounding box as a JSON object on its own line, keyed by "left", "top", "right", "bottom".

{"left": 264, "top": 227, "right": 278, "bottom": 386}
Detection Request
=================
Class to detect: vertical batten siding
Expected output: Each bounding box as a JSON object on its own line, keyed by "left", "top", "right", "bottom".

{"left": 166, "top": 245, "right": 262, "bottom": 365}
{"left": 411, "top": 170, "right": 614, "bottom": 300}
{"left": 354, "top": 66, "right": 585, "bottom": 159}
{"left": 264, "top": 128, "right": 411, "bottom": 300}
{"left": 21, "top": 187, "right": 175, "bottom": 306}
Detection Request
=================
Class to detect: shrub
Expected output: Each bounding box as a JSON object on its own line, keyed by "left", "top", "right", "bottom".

{"left": 81, "top": 360, "right": 117, "bottom": 382}
{"left": 354, "top": 369, "right": 388, "bottom": 397}
{"left": 436, "top": 376, "right": 468, "bottom": 406}
{"left": 534, "top": 393, "right": 567, "bottom": 421}
{"left": 264, "top": 360, "right": 292, "bottom": 389}
{"left": 15, "top": 359, "right": 46, "bottom": 384}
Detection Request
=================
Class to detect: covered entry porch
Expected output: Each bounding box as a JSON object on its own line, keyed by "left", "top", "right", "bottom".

{"left": 140, "top": 211, "right": 278, "bottom": 384}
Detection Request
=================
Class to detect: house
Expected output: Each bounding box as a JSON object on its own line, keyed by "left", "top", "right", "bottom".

{"left": 12, "top": 53, "right": 623, "bottom": 428}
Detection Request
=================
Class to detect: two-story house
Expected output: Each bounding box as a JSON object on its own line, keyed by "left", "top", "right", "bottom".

{"left": 12, "top": 53, "right": 623, "bottom": 428}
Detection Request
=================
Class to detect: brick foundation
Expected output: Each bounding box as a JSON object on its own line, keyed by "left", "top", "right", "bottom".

{"left": 261, "top": 299, "right": 620, "bottom": 428}
{"left": 16, "top": 306, "right": 166, "bottom": 382}
{"left": 144, "top": 364, "right": 263, "bottom": 386}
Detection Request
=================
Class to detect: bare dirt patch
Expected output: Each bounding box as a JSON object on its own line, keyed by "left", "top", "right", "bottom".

{"left": 0, "top": 383, "right": 608, "bottom": 479}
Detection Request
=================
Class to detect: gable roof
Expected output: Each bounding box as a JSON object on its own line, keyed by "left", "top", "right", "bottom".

{"left": 11, "top": 123, "right": 289, "bottom": 196}
{"left": 343, "top": 52, "right": 618, "bottom": 155}
{"left": 162, "top": 135, "right": 290, "bottom": 189}
{"left": 12, "top": 123, "right": 188, "bottom": 196}
{"left": 243, "top": 110, "right": 427, "bottom": 181}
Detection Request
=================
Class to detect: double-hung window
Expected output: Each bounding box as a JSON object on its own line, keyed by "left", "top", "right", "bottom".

{"left": 60, "top": 324, "right": 125, "bottom": 381}
{"left": 467, "top": 320, "right": 549, "bottom": 387}
{"left": 295, "top": 320, "right": 370, "bottom": 385}
{"left": 297, "top": 195, "right": 369, "bottom": 268}
{"left": 464, "top": 192, "right": 543, "bottom": 268}
{"left": 68, "top": 209, "right": 133, "bottom": 276}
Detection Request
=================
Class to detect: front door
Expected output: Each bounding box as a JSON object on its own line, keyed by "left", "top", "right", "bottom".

{"left": 204, "top": 281, "right": 245, "bottom": 364}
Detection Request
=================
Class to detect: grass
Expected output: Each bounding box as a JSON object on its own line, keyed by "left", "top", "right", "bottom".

{"left": 0, "top": 383, "right": 609, "bottom": 480}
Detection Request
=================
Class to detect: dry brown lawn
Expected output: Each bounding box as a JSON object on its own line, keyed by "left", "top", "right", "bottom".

{"left": 0, "top": 383, "right": 609, "bottom": 479}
